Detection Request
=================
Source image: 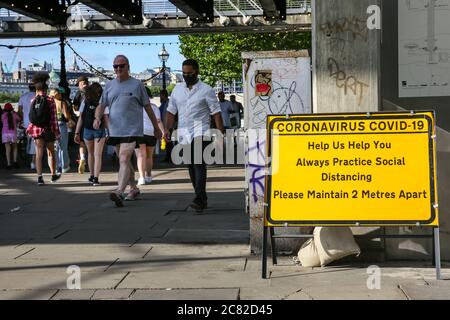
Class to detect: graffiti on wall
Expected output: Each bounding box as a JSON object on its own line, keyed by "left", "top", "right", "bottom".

{"left": 249, "top": 80, "right": 307, "bottom": 128}
{"left": 327, "top": 58, "right": 369, "bottom": 106}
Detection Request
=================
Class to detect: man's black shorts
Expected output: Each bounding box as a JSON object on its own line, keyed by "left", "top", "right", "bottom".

{"left": 136, "top": 135, "right": 157, "bottom": 147}
{"left": 106, "top": 136, "right": 140, "bottom": 146}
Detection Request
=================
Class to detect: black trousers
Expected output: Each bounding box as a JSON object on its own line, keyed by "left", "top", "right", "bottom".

{"left": 185, "top": 137, "right": 210, "bottom": 201}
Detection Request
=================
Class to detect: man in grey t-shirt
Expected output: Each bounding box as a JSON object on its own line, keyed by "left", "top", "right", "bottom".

{"left": 94, "top": 55, "right": 161, "bottom": 207}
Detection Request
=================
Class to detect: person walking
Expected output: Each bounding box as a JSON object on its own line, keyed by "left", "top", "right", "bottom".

{"left": 73, "top": 76, "right": 89, "bottom": 174}
{"left": 51, "top": 87, "right": 73, "bottom": 174}
{"left": 164, "top": 59, "right": 224, "bottom": 213}
{"left": 160, "top": 89, "right": 175, "bottom": 163}
{"left": 1, "top": 103, "right": 21, "bottom": 169}
{"left": 18, "top": 84, "right": 36, "bottom": 170}
{"left": 74, "top": 82, "right": 106, "bottom": 186}
{"left": 26, "top": 72, "right": 61, "bottom": 185}
{"left": 217, "top": 91, "right": 234, "bottom": 130}
{"left": 229, "top": 95, "right": 244, "bottom": 128}
{"left": 135, "top": 88, "right": 165, "bottom": 185}
{"left": 93, "top": 55, "right": 161, "bottom": 207}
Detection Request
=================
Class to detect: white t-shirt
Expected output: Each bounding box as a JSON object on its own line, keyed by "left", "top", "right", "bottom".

{"left": 18, "top": 92, "right": 36, "bottom": 128}
{"left": 143, "top": 103, "right": 161, "bottom": 136}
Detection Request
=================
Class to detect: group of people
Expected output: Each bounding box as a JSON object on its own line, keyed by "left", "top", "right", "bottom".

{"left": 1, "top": 55, "right": 243, "bottom": 213}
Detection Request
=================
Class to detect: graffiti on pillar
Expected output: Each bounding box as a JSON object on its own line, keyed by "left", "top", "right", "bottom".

{"left": 327, "top": 57, "right": 369, "bottom": 106}
{"left": 249, "top": 81, "right": 307, "bottom": 128}
{"left": 320, "top": 16, "right": 368, "bottom": 40}
{"left": 255, "top": 70, "right": 273, "bottom": 96}
{"left": 247, "top": 139, "right": 266, "bottom": 203}
{"left": 320, "top": 16, "right": 369, "bottom": 53}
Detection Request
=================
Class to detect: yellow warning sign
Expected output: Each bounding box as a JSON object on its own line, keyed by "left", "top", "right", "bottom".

{"left": 265, "top": 112, "right": 439, "bottom": 227}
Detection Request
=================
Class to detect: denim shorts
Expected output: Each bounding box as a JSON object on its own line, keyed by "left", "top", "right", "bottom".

{"left": 83, "top": 128, "right": 106, "bottom": 141}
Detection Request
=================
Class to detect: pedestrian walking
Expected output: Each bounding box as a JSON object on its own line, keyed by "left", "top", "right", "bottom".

{"left": 1, "top": 103, "right": 21, "bottom": 169}
{"left": 135, "top": 88, "right": 165, "bottom": 185}
{"left": 164, "top": 59, "right": 224, "bottom": 213}
{"left": 218, "top": 91, "right": 234, "bottom": 130}
{"left": 18, "top": 84, "right": 36, "bottom": 170}
{"left": 160, "top": 89, "right": 175, "bottom": 163}
{"left": 229, "top": 94, "right": 244, "bottom": 128}
{"left": 26, "top": 72, "right": 61, "bottom": 185}
{"left": 51, "top": 87, "right": 74, "bottom": 173}
{"left": 94, "top": 55, "right": 161, "bottom": 207}
{"left": 73, "top": 76, "right": 89, "bottom": 174}
{"left": 74, "top": 82, "right": 106, "bottom": 186}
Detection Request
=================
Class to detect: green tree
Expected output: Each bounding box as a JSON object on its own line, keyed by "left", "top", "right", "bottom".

{"left": 179, "top": 32, "right": 311, "bottom": 86}
{"left": 0, "top": 93, "right": 21, "bottom": 103}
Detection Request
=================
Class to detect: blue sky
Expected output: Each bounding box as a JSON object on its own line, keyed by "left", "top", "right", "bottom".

{"left": 0, "top": 35, "right": 185, "bottom": 73}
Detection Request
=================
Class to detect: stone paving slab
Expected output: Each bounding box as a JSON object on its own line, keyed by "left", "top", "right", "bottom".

{"left": 117, "top": 270, "right": 269, "bottom": 290}
{"left": 91, "top": 289, "right": 135, "bottom": 300}
{"left": 400, "top": 283, "right": 450, "bottom": 300}
{"left": 0, "top": 289, "right": 58, "bottom": 300}
{"left": 162, "top": 228, "right": 249, "bottom": 244}
{"left": 239, "top": 287, "right": 313, "bottom": 300}
{"left": 0, "top": 244, "right": 154, "bottom": 273}
{"left": 109, "top": 257, "right": 247, "bottom": 273}
{"left": 130, "top": 288, "right": 240, "bottom": 300}
{"left": 51, "top": 289, "right": 96, "bottom": 300}
{"left": 300, "top": 284, "right": 407, "bottom": 300}
{"left": 0, "top": 270, "right": 129, "bottom": 290}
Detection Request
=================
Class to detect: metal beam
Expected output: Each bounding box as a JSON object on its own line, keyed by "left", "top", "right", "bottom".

{"left": 79, "top": 0, "right": 143, "bottom": 25}
{"left": 0, "top": 15, "right": 311, "bottom": 38}
{"left": 0, "top": 0, "right": 69, "bottom": 26}
{"left": 260, "top": 0, "right": 286, "bottom": 20}
{"left": 168, "top": 0, "right": 214, "bottom": 22}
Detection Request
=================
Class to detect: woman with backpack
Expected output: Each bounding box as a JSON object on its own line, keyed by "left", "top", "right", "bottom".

{"left": 1, "top": 103, "right": 21, "bottom": 169}
{"left": 26, "top": 72, "right": 61, "bottom": 185}
{"left": 74, "top": 82, "right": 105, "bottom": 186}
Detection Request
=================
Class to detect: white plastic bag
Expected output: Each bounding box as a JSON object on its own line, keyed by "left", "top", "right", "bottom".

{"left": 297, "top": 238, "right": 321, "bottom": 267}
{"left": 314, "top": 227, "right": 361, "bottom": 267}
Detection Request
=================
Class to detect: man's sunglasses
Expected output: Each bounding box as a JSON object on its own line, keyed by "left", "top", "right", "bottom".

{"left": 113, "top": 64, "right": 127, "bottom": 69}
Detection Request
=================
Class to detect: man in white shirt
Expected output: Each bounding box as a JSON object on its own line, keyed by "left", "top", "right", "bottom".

{"left": 164, "top": 59, "right": 225, "bottom": 212}
{"left": 18, "top": 84, "right": 36, "bottom": 169}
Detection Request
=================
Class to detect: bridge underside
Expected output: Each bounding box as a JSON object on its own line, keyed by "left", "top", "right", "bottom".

{"left": 0, "top": 0, "right": 312, "bottom": 38}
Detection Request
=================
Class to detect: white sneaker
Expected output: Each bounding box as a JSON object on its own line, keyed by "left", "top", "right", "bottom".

{"left": 30, "top": 162, "right": 36, "bottom": 170}
{"left": 145, "top": 176, "right": 152, "bottom": 184}
{"left": 137, "top": 177, "right": 146, "bottom": 186}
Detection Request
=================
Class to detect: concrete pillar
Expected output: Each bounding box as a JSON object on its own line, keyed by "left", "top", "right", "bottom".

{"left": 311, "top": 0, "right": 382, "bottom": 259}
{"left": 312, "top": 0, "right": 380, "bottom": 113}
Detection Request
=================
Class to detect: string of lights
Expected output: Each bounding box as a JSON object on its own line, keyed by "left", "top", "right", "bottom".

{"left": 68, "top": 38, "right": 179, "bottom": 47}
{"left": 0, "top": 40, "right": 60, "bottom": 49}
{"left": 65, "top": 41, "right": 113, "bottom": 80}
{"left": 66, "top": 41, "right": 165, "bottom": 83}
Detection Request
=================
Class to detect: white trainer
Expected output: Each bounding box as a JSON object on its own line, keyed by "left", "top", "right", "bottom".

{"left": 145, "top": 176, "right": 152, "bottom": 184}
{"left": 137, "top": 177, "right": 146, "bottom": 186}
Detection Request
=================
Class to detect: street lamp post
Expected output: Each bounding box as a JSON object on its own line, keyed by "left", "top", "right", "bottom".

{"left": 158, "top": 44, "right": 169, "bottom": 90}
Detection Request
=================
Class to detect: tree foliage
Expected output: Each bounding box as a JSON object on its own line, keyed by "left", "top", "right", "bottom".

{"left": 0, "top": 93, "right": 21, "bottom": 103}
{"left": 179, "top": 32, "right": 311, "bottom": 86}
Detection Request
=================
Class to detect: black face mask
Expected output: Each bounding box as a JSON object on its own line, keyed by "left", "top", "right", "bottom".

{"left": 183, "top": 73, "right": 198, "bottom": 86}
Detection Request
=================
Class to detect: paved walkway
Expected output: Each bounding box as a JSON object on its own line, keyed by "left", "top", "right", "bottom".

{"left": 0, "top": 165, "right": 450, "bottom": 300}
